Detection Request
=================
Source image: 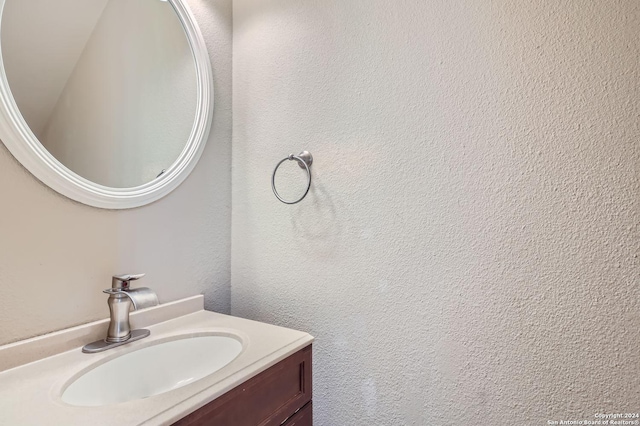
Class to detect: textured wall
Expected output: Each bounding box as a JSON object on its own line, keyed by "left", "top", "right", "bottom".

{"left": 0, "top": 0, "right": 232, "bottom": 346}
{"left": 231, "top": 1, "right": 640, "bottom": 424}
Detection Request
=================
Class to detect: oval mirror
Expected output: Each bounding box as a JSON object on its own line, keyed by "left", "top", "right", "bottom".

{"left": 0, "top": 0, "right": 213, "bottom": 209}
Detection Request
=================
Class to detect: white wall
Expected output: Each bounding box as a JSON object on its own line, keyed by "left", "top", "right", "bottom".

{"left": 232, "top": 1, "right": 640, "bottom": 424}
{"left": 42, "top": 0, "right": 197, "bottom": 188}
{"left": 0, "top": 0, "right": 232, "bottom": 346}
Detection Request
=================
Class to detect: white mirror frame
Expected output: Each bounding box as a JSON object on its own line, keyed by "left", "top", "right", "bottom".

{"left": 0, "top": 0, "right": 213, "bottom": 209}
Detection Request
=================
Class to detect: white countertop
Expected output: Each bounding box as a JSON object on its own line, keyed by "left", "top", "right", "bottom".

{"left": 0, "top": 297, "right": 313, "bottom": 426}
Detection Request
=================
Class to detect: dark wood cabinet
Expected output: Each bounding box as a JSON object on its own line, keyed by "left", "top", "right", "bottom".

{"left": 173, "top": 345, "right": 312, "bottom": 426}
{"left": 282, "top": 402, "right": 312, "bottom": 426}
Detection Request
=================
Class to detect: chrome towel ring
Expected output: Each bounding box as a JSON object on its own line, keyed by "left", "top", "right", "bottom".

{"left": 271, "top": 151, "right": 313, "bottom": 204}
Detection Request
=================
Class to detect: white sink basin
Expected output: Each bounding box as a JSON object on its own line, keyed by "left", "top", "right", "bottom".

{"left": 61, "top": 335, "right": 243, "bottom": 407}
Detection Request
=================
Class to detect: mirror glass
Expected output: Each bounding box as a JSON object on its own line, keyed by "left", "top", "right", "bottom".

{"left": 1, "top": 0, "right": 197, "bottom": 188}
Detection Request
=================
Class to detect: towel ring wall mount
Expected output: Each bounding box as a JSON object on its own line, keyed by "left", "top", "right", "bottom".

{"left": 271, "top": 151, "right": 313, "bottom": 204}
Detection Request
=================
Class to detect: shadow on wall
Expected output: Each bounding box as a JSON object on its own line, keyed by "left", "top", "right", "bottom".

{"left": 290, "top": 175, "right": 344, "bottom": 258}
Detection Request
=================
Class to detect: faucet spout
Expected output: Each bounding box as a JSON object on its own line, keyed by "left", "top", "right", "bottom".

{"left": 124, "top": 287, "right": 158, "bottom": 310}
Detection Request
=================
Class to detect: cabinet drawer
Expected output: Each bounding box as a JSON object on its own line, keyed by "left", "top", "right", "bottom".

{"left": 173, "top": 345, "right": 312, "bottom": 426}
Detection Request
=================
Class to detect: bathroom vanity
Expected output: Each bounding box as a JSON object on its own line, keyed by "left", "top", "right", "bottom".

{"left": 173, "top": 345, "right": 312, "bottom": 426}
{"left": 0, "top": 296, "right": 313, "bottom": 425}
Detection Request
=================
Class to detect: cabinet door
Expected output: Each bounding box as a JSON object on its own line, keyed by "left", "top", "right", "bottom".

{"left": 283, "top": 402, "right": 312, "bottom": 426}
{"left": 173, "top": 345, "right": 312, "bottom": 426}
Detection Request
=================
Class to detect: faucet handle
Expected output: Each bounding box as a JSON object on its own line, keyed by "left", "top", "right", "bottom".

{"left": 112, "top": 273, "right": 145, "bottom": 290}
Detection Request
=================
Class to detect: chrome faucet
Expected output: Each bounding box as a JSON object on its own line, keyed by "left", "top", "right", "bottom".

{"left": 82, "top": 274, "right": 159, "bottom": 353}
